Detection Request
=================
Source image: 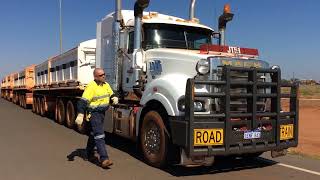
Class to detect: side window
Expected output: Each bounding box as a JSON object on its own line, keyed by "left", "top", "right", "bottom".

{"left": 128, "top": 31, "right": 134, "bottom": 54}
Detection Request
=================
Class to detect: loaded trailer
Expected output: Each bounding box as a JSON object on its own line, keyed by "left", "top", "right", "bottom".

{"left": 1, "top": 74, "right": 14, "bottom": 101}
{"left": 1, "top": 77, "right": 6, "bottom": 98}
{"left": 32, "top": 39, "right": 96, "bottom": 131}
{"left": 12, "top": 65, "right": 36, "bottom": 108}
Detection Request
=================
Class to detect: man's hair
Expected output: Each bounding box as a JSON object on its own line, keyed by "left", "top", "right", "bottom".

{"left": 93, "top": 68, "right": 104, "bottom": 76}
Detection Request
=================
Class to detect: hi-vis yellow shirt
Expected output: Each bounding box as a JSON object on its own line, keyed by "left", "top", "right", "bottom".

{"left": 81, "top": 81, "right": 114, "bottom": 111}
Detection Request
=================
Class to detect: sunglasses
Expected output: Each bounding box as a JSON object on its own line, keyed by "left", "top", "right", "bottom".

{"left": 98, "top": 73, "right": 105, "bottom": 77}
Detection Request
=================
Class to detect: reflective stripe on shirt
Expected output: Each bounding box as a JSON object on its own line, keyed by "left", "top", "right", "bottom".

{"left": 92, "top": 94, "right": 110, "bottom": 101}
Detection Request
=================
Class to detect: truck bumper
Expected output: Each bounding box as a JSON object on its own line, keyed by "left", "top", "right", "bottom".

{"left": 170, "top": 116, "right": 297, "bottom": 157}
{"left": 170, "top": 66, "right": 299, "bottom": 158}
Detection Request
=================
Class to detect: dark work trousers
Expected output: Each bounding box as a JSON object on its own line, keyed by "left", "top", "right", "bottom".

{"left": 86, "top": 112, "right": 109, "bottom": 161}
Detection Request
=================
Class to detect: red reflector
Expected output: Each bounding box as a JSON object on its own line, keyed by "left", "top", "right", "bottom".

{"left": 200, "top": 44, "right": 259, "bottom": 56}
{"left": 153, "top": 87, "right": 158, "bottom": 92}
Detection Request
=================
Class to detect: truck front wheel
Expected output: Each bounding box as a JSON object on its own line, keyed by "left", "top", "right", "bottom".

{"left": 140, "top": 111, "right": 169, "bottom": 168}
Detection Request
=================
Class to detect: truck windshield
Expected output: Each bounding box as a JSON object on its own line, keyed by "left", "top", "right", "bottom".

{"left": 143, "top": 23, "right": 212, "bottom": 50}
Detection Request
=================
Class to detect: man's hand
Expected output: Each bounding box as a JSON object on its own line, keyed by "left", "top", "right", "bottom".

{"left": 111, "top": 97, "right": 119, "bottom": 105}
{"left": 75, "top": 113, "right": 84, "bottom": 126}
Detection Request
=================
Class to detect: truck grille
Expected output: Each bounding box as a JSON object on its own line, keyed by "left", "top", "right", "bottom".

{"left": 215, "top": 68, "right": 270, "bottom": 115}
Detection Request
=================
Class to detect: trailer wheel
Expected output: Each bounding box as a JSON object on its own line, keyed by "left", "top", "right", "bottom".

{"left": 12, "top": 94, "right": 16, "bottom": 104}
{"left": 66, "top": 100, "right": 76, "bottom": 128}
{"left": 32, "top": 97, "right": 36, "bottom": 112}
{"left": 40, "top": 97, "right": 46, "bottom": 116}
{"left": 20, "top": 95, "right": 24, "bottom": 108}
{"left": 18, "top": 95, "right": 21, "bottom": 107}
{"left": 56, "top": 99, "right": 66, "bottom": 125}
{"left": 22, "top": 95, "right": 27, "bottom": 109}
{"left": 35, "top": 97, "right": 41, "bottom": 114}
{"left": 14, "top": 94, "right": 18, "bottom": 104}
{"left": 140, "top": 111, "right": 169, "bottom": 168}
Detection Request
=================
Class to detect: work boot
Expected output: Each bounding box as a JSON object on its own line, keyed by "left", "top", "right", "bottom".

{"left": 101, "top": 159, "right": 113, "bottom": 168}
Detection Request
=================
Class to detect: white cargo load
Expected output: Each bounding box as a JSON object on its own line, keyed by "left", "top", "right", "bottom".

{"left": 35, "top": 39, "right": 96, "bottom": 88}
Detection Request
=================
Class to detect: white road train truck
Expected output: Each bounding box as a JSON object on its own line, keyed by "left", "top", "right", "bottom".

{"left": 95, "top": 0, "right": 299, "bottom": 167}
{"left": 32, "top": 39, "right": 96, "bottom": 132}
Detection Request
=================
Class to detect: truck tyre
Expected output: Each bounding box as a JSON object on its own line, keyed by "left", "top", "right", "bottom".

{"left": 36, "top": 97, "right": 41, "bottom": 114}
{"left": 66, "top": 100, "right": 75, "bottom": 128}
{"left": 14, "top": 94, "right": 18, "bottom": 104}
{"left": 22, "top": 95, "right": 27, "bottom": 109}
{"left": 18, "top": 95, "right": 22, "bottom": 107}
{"left": 40, "top": 98, "right": 46, "bottom": 116}
{"left": 20, "top": 95, "right": 24, "bottom": 108}
{"left": 56, "top": 99, "right": 66, "bottom": 125}
{"left": 12, "top": 94, "right": 16, "bottom": 104}
{"left": 140, "top": 111, "right": 169, "bottom": 168}
{"left": 32, "top": 97, "right": 36, "bottom": 112}
{"left": 21, "top": 95, "right": 24, "bottom": 107}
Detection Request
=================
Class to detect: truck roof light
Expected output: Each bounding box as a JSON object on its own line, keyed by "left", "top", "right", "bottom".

{"left": 223, "top": 3, "right": 231, "bottom": 14}
{"left": 149, "top": 12, "right": 158, "bottom": 17}
{"left": 176, "top": 19, "right": 188, "bottom": 23}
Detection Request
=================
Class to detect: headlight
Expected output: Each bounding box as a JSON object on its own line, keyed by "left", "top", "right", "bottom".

{"left": 196, "top": 59, "right": 210, "bottom": 75}
{"left": 178, "top": 98, "right": 205, "bottom": 112}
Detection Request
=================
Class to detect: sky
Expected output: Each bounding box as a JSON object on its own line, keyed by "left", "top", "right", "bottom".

{"left": 0, "top": 0, "right": 319, "bottom": 80}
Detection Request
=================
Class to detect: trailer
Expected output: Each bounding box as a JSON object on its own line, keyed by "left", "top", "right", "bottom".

{"left": 12, "top": 65, "right": 36, "bottom": 108}
{"left": 1, "top": 77, "right": 6, "bottom": 98}
{"left": 1, "top": 74, "right": 14, "bottom": 101}
{"left": 32, "top": 39, "right": 96, "bottom": 131}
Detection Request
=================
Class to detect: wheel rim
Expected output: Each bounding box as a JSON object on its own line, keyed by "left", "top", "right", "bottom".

{"left": 144, "top": 120, "right": 161, "bottom": 155}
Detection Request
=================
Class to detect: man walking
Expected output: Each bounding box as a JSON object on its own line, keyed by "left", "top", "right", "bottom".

{"left": 75, "top": 68, "right": 118, "bottom": 168}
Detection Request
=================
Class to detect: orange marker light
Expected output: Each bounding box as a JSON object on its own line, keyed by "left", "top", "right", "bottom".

{"left": 223, "top": 4, "right": 231, "bottom": 14}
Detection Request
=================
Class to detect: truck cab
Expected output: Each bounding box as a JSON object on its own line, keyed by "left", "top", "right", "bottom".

{"left": 96, "top": 1, "right": 298, "bottom": 168}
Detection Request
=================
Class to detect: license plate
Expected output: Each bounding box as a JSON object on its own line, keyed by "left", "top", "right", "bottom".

{"left": 280, "top": 124, "right": 294, "bottom": 140}
{"left": 194, "top": 129, "right": 224, "bottom": 146}
{"left": 244, "top": 130, "right": 261, "bottom": 140}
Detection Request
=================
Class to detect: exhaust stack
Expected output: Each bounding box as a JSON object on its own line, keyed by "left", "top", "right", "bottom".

{"left": 133, "top": 0, "right": 150, "bottom": 52}
{"left": 189, "top": 0, "right": 196, "bottom": 20}
{"left": 112, "top": 0, "right": 123, "bottom": 91}
{"left": 131, "top": 0, "right": 149, "bottom": 94}
{"left": 218, "top": 4, "right": 234, "bottom": 45}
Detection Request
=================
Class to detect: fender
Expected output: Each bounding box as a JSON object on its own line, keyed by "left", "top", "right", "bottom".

{"left": 135, "top": 92, "right": 175, "bottom": 137}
